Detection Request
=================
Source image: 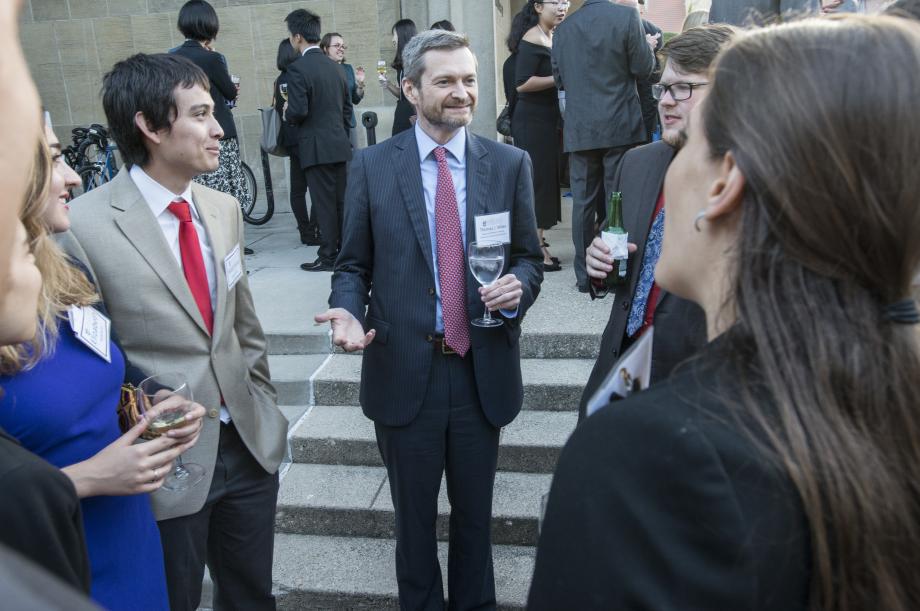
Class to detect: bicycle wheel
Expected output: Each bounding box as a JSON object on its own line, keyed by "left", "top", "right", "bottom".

{"left": 240, "top": 162, "right": 271, "bottom": 225}
{"left": 79, "top": 166, "right": 104, "bottom": 194}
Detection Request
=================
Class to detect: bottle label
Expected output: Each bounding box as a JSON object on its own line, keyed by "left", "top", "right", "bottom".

{"left": 601, "top": 230, "right": 629, "bottom": 259}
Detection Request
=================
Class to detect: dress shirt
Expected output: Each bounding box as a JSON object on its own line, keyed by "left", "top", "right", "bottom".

{"left": 301, "top": 45, "right": 320, "bottom": 56}
{"left": 129, "top": 166, "right": 231, "bottom": 422}
{"left": 415, "top": 123, "right": 516, "bottom": 333}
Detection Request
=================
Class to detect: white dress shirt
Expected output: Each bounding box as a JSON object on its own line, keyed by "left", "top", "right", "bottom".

{"left": 129, "top": 166, "right": 231, "bottom": 423}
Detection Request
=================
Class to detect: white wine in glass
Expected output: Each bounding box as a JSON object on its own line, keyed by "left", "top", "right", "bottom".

{"left": 377, "top": 60, "right": 387, "bottom": 76}
{"left": 136, "top": 372, "right": 205, "bottom": 492}
{"left": 468, "top": 241, "right": 506, "bottom": 328}
{"left": 279, "top": 83, "right": 288, "bottom": 101}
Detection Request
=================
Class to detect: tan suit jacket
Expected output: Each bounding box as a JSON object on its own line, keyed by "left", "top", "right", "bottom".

{"left": 60, "top": 169, "right": 288, "bottom": 521}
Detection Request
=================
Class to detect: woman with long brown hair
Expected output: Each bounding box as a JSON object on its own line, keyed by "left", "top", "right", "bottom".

{"left": 530, "top": 15, "right": 920, "bottom": 610}
{"left": 0, "top": 126, "right": 206, "bottom": 610}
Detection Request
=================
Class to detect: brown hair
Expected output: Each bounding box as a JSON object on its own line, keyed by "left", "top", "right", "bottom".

{"left": 319, "top": 31, "right": 343, "bottom": 55}
{"left": 661, "top": 23, "right": 738, "bottom": 75}
{"left": 703, "top": 15, "right": 920, "bottom": 610}
{"left": 0, "top": 138, "right": 97, "bottom": 374}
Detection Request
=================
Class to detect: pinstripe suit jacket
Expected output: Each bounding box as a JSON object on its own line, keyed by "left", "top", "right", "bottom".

{"left": 330, "top": 128, "right": 543, "bottom": 428}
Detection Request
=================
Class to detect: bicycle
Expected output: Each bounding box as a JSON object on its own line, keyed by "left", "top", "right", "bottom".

{"left": 239, "top": 151, "right": 275, "bottom": 225}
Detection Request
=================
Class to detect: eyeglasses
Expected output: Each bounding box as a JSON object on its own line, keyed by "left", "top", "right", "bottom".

{"left": 540, "top": 1, "right": 571, "bottom": 7}
{"left": 652, "top": 82, "right": 708, "bottom": 101}
{"left": 330, "top": 43, "right": 348, "bottom": 50}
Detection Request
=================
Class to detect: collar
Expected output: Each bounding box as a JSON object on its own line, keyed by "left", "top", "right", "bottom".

{"left": 414, "top": 122, "right": 466, "bottom": 165}
{"left": 302, "top": 45, "right": 321, "bottom": 55}
{"left": 129, "top": 165, "right": 196, "bottom": 219}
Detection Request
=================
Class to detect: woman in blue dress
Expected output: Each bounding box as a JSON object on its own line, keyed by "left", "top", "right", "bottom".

{"left": 0, "top": 124, "right": 205, "bottom": 610}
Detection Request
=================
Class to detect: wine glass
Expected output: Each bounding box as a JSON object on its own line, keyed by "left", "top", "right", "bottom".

{"left": 468, "top": 240, "right": 506, "bottom": 328}
{"left": 376, "top": 60, "right": 387, "bottom": 76}
{"left": 136, "top": 372, "right": 205, "bottom": 492}
{"left": 279, "top": 83, "right": 288, "bottom": 101}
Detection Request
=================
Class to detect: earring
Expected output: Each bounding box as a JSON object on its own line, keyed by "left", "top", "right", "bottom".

{"left": 693, "top": 210, "right": 706, "bottom": 232}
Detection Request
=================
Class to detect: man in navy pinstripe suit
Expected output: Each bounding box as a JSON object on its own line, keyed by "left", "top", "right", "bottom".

{"left": 315, "top": 29, "right": 543, "bottom": 610}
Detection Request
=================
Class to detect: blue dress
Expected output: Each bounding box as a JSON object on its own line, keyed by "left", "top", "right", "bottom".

{"left": 0, "top": 320, "right": 169, "bottom": 611}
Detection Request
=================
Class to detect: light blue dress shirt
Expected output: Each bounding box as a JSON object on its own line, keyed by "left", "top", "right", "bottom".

{"left": 414, "top": 123, "right": 516, "bottom": 333}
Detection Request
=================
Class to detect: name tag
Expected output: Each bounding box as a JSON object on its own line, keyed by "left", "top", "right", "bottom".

{"left": 474, "top": 211, "right": 511, "bottom": 244}
{"left": 68, "top": 306, "right": 112, "bottom": 363}
{"left": 224, "top": 244, "right": 243, "bottom": 290}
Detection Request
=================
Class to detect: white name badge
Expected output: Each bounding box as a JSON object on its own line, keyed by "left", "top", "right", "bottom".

{"left": 68, "top": 306, "right": 112, "bottom": 363}
{"left": 224, "top": 244, "right": 243, "bottom": 290}
{"left": 474, "top": 211, "right": 511, "bottom": 244}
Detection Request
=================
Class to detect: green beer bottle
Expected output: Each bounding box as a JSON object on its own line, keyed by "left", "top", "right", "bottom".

{"left": 602, "top": 191, "right": 628, "bottom": 289}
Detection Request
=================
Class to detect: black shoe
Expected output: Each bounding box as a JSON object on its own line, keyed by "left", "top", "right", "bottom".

{"left": 304, "top": 235, "right": 322, "bottom": 246}
{"left": 543, "top": 261, "right": 562, "bottom": 272}
{"left": 541, "top": 240, "right": 551, "bottom": 248}
{"left": 550, "top": 256, "right": 560, "bottom": 264}
{"left": 244, "top": 247, "right": 254, "bottom": 255}
{"left": 300, "top": 258, "right": 334, "bottom": 272}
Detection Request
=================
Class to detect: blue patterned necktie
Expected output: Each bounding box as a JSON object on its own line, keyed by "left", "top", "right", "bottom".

{"left": 627, "top": 207, "right": 665, "bottom": 337}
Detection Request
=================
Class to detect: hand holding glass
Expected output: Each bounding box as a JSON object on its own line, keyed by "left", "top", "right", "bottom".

{"left": 136, "top": 373, "right": 205, "bottom": 492}
{"left": 469, "top": 241, "right": 506, "bottom": 328}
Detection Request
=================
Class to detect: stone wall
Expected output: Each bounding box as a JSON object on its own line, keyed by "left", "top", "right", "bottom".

{"left": 20, "top": 0, "right": 402, "bottom": 209}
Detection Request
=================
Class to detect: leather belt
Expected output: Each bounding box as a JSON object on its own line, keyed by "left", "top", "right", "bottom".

{"left": 431, "top": 335, "right": 458, "bottom": 355}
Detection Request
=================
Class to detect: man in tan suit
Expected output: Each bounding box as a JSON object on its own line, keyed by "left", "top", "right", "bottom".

{"left": 62, "top": 53, "right": 288, "bottom": 611}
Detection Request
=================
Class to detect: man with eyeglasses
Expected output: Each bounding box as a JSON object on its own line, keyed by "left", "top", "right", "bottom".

{"left": 551, "top": 0, "right": 657, "bottom": 295}
{"left": 576, "top": 24, "right": 738, "bottom": 422}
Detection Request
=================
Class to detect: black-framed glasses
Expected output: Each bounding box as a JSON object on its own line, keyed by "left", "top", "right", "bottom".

{"left": 330, "top": 43, "right": 348, "bottom": 50}
{"left": 652, "top": 81, "right": 708, "bottom": 101}
{"left": 539, "top": 1, "right": 571, "bottom": 7}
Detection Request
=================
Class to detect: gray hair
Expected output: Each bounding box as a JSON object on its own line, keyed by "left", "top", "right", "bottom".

{"left": 401, "top": 29, "right": 473, "bottom": 85}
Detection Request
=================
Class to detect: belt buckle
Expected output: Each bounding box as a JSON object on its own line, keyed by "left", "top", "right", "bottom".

{"left": 436, "top": 337, "right": 456, "bottom": 355}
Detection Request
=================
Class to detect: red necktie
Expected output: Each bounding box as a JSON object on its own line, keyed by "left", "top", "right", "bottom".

{"left": 167, "top": 199, "right": 214, "bottom": 335}
{"left": 433, "top": 147, "right": 470, "bottom": 357}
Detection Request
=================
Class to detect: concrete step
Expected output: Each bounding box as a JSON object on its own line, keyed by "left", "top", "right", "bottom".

{"left": 268, "top": 354, "right": 330, "bottom": 405}
{"left": 289, "top": 406, "right": 576, "bottom": 474}
{"left": 313, "top": 355, "right": 592, "bottom": 412}
{"left": 275, "top": 464, "right": 550, "bottom": 546}
{"left": 272, "top": 533, "right": 534, "bottom": 610}
{"left": 267, "top": 332, "right": 330, "bottom": 356}
{"left": 519, "top": 331, "right": 599, "bottom": 359}
{"left": 280, "top": 405, "right": 310, "bottom": 432}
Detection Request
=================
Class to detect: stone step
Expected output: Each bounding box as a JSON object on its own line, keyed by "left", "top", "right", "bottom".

{"left": 267, "top": 332, "right": 330, "bottom": 356}
{"left": 268, "top": 354, "right": 330, "bottom": 405}
{"left": 519, "top": 331, "right": 599, "bottom": 359}
{"left": 313, "top": 355, "right": 592, "bottom": 412}
{"left": 275, "top": 463, "right": 550, "bottom": 546}
{"left": 272, "top": 533, "right": 534, "bottom": 610}
{"left": 289, "top": 406, "right": 576, "bottom": 474}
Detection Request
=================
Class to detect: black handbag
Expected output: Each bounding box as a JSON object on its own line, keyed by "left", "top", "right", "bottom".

{"left": 496, "top": 103, "right": 513, "bottom": 137}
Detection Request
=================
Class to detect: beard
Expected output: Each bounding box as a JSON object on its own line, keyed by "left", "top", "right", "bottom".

{"left": 419, "top": 96, "right": 476, "bottom": 131}
{"left": 661, "top": 126, "right": 687, "bottom": 149}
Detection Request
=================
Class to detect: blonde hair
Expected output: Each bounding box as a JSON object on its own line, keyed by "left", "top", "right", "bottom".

{"left": 0, "top": 138, "right": 98, "bottom": 374}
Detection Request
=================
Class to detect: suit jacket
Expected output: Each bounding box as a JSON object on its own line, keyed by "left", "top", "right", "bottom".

{"left": 330, "top": 128, "right": 544, "bottom": 428}
{"left": 709, "top": 0, "right": 820, "bottom": 25}
{"left": 170, "top": 40, "right": 238, "bottom": 140}
{"left": 551, "top": 0, "right": 655, "bottom": 152}
{"left": 579, "top": 141, "right": 706, "bottom": 419}
{"left": 60, "top": 170, "right": 288, "bottom": 521}
{"left": 529, "top": 336, "right": 811, "bottom": 610}
{"left": 285, "top": 48, "right": 353, "bottom": 168}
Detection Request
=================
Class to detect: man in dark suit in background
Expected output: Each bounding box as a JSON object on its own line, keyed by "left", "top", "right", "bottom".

{"left": 284, "top": 9, "right": 352, "bottom": 272}
{"left": 314, "top": 30, "right": 543, "bottom": 609}
{"left": 579, "top": 25, "right": 738, "bottom": 421}
{"left": 552, "top": 0, "right": 656, "bottom": 293}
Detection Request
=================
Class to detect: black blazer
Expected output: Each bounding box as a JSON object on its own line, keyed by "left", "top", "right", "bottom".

{"left": 580, "top": 140, "right": 706, "bottom": 419}
{"left": 170, "top": 40, "right": 238, "bottom": 140}
{"left": 285, "top": 48, "right": 352, "bottom": 168}
{"left": 330, "top": 128, "right": 544, "bottom": 428}
{"left": 529, "top": 337, "right": 811, "bottom": 610}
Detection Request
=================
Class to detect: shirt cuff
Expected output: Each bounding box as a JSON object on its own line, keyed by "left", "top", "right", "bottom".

{"left": 499, "top": 307, "right": 518, "bottom": 319}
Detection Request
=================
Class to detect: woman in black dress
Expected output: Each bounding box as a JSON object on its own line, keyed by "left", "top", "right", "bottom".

{"left": 511, "top": 1, "right": 568, "bottom": 272}
{"left": 379, "top": 19, "right": 417, "bottom": 137}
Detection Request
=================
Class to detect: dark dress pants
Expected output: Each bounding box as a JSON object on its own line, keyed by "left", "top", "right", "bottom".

{"left": 288, "top": 152, "right": 309, "bottom": 235}
{"left": 157, "top": 422, "right": 279, "bottom": 611}
{"left": 303, "top": 161, "right": 347, "bottom": 263}
{"left": 569, "top": 146, "right": 629, "bottom": 288}
{"left": 375, "top": 350, "right": 501, "bottom": 611}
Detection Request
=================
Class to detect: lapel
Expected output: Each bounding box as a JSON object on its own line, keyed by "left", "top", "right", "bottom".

{"left": 191, "top": 184, "right": 228, "bottom": 344}
{"left": 110, "top": 171, "right": 211, "bottom": 336}
{"left": 627, "top": 142, "right": 675, "bottom": 268}
{"left": 394, "top": 131, "right": 435, "bottom": 280}
{"left": 464, "top": 132, "right": 492, "bottom": 246}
